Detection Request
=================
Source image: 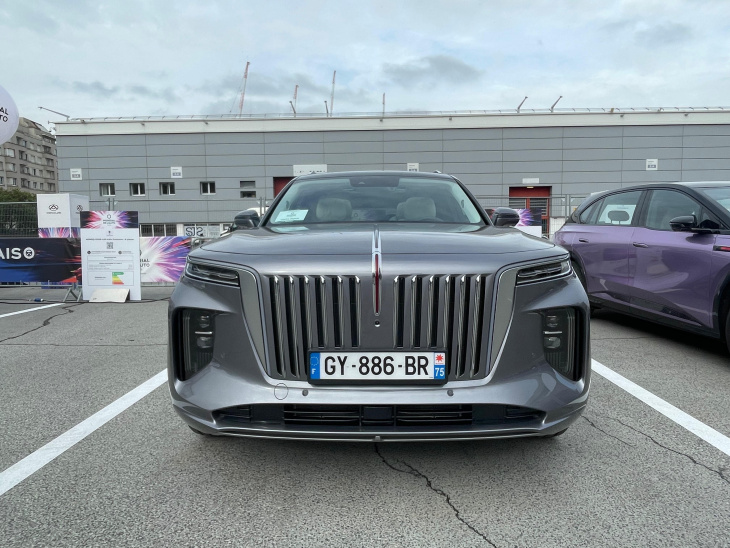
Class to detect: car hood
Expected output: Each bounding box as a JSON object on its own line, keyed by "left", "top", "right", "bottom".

{"left": 195, "top": 224, "right": 556, "bottom": 256}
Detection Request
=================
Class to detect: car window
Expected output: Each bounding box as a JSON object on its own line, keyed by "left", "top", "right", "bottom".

{"left": 590, "top": 191, "right": 642, "bottom": 226}
{"left": 265, "top": 175, "right": 486, "bottom": 226}
{"left": 698, "top": 186, "right": 730, "bottom": 215}
{"left": 643, "top": 190, "right": 703, "bottom": 231}
{"left": 579, "top": 200, "right": 601, "bottom": 224}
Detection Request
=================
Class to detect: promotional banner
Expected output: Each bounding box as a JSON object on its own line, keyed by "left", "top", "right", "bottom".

{"left": 0, "top": 238, "right": 81, "bottom": 283}
{"left": 80, "top": 210, "right": 139, "bottom": 229}
{"left": 36, "top": 194, "right": 89, "bottom": 229}
{"left": 140, "top": 237, "right": 191, "bottom": 282}
{"left": 39, "top": 227, "right": 81, "bottom": 238}
{"left": 515, "top": 208, "right": 543, "bottom": 237}
{"left": 80, "top": 211, "right": 141, "bottom": 300}
{"left": 0, "top": 84, "right": 19, "bottom": 145}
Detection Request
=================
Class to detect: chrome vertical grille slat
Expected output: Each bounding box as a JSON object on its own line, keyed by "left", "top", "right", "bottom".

{"left": 264, "top": 272, "right": 492, "bottom": 382}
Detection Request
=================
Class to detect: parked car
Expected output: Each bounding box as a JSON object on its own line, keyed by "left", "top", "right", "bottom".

{"left": 555, "top": 181, "right": 730, "bottom": 351}
{"left": 168, "top": 171, "right": 590, "bottom": 441}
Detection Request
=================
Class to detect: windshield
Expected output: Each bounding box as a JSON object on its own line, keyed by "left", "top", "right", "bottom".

{"left": 699, "top": 186, "right": 730, "bottom": 214}
{"left": 265, "top": 174, "right": 486, "bottom": 226}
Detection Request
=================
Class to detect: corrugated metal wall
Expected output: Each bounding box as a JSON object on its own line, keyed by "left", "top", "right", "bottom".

{"left": 56, "top": 124, "right": 730, "bottom": 224}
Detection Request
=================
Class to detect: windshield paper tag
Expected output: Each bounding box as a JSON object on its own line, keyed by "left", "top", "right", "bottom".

{"left": 275, "top": 210, "right": 308, "bottom": 222}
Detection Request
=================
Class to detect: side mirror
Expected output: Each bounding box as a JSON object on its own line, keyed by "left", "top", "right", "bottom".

{"left": 232, "top": 210, "right": 260, "bottom": 230}
{"left": 669, "top": 215, "right": 697, "bottom": 232}
{"left": 491, "top": 207, "right": 520, "bottom": 227}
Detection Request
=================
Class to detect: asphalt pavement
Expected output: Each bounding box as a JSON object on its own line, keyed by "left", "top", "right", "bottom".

{"left": 0, "top": 286, "right": 728, "bottom": 547}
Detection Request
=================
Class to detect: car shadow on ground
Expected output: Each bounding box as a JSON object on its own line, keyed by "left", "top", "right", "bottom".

{"left": 590, "top": 308, "right": 728, "bottom": 357}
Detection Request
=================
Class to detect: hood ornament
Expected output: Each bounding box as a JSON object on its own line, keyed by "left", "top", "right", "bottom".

{"left": 372, "top": 228, "right": 381, "bottom": 316}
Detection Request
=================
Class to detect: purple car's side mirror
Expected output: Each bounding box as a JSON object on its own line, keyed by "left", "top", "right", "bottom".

{"left": 669, "top": 215, "right": 697, "bottom": 232}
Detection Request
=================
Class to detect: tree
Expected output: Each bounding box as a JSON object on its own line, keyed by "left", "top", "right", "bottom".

{"left": 0, "top": 188, "right": 36, "bottom": 202}
{"left": 0, "top": 189, "right": 37, "bottom": 236}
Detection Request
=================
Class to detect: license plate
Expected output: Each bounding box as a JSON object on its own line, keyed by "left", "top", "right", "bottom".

{"left": 308, "top": 351, "right": 447, "bottom": 383}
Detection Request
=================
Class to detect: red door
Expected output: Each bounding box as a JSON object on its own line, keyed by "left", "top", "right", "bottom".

{"left": 274, "top": 177, "right": 293, "bottom": 196}
{"left": 509, "top": 186, "right": 551, "bottom": 235}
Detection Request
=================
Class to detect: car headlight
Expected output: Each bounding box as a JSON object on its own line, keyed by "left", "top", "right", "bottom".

{"left": 185, "top": 260, "right": 239, "bottom": 286}
{"left": 179, "top": 309, "right": 217, "bottom": 380}
{"left": 541, "top": 307, "right": 579, "bottom": 380}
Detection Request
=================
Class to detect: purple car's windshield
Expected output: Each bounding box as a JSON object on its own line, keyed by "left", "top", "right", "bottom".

{"left": 265, "top": 175, "right": 485, "bottom": 226}
{"left": 699, "top": 186, "right": 730, "bottom": 215}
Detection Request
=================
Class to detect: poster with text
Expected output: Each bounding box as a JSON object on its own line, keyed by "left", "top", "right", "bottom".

{"left": 80, "top": 210, "right": 139, "bottom": 229}
{"left": 80, "top": 227, "right": 141, "bottom": 300}
{"left": 140, "top": 237, "right": 191, "bottom": 283}
{"left": 0, "top": 238, "right": 81, "bottom": 283}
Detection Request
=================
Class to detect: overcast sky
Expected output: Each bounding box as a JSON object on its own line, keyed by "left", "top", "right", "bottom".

{"left": 2, "top": 0, "right": 729, "bottom": 124}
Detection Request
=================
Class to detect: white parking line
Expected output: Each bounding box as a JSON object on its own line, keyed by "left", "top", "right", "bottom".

{"left": 2, "top": 359, "right": 728, "bottom": 498}
{"left": 0, "top": 369, "right": 167, "bottom": 497}
{"left": 592, "top": 359, "right": 730, "bottom": 457}
{"left": 0, "top": 303, "right": 64, "bottom": 319}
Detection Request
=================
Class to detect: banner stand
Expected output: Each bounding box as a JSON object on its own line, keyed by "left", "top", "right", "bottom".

{"left": 63, "top": 283, "right": 82, "bottom": 303}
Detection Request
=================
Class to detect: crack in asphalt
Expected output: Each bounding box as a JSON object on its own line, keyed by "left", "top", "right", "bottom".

{"left": 596, "top": 413, "right": 730, "bottom": 486}
{"left": 374, "top": 444, "right": 498, "bottom": 547}
{"left": 581, "top": 415, "right": 634, "bottom": 446}
{"left": 0, "top": 304, "right": 83, "bottom": 344}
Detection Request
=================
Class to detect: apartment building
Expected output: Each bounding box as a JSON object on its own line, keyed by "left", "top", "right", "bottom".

{"left": 0, "top": 117, "right": 58, "bottom": 194}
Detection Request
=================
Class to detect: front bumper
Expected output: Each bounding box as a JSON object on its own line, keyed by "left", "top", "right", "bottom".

{"left": 168, "top": 255, "right": 591, "bottom": 441}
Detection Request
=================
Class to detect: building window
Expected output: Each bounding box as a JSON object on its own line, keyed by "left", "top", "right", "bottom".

{"left": 39, "top": 183, "right": 44, "bottom": 190}
{"left": 130, "top": 182, "right": 146, "bottom": 196}
{"left": 200, "top": 181, "right": 216, "bottom": 195}
{"left": 46, "top": 158, "right": 54, "bottom": 167}
{"left": 5, "top": 148, "right": 14, "bottom": 157}
{"left": 9, "top": 177, "right": 16, "bottom": 186}
{"left": 7, "top": 163, "right": 14, "bottom": 172}
{"left": 33, "top": 181, "right": 38, "bottom": 189}
{"left": 49, "top": 183, "right": 56, "bottom": 192}
{"left": 0, "top": 176, "right": 3, "bottom": 185}
{"left": 99, "top": 183, "right": 116, "bottom": 196}
{"left": 140, "top": 223, "right": 178, "bottom": 237}
{"left": 159, "top": 182, "right": 175, "bottom": 195}
{"left": 240, "top": 180, "right": 256, "bottom": 199}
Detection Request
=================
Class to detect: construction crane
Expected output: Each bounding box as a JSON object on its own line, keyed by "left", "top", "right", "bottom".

{"left": 330, "top": 71, "right": 336, "bottom": 117}
{"left": 238, "top": 61, "right": 250, "bottom": 116}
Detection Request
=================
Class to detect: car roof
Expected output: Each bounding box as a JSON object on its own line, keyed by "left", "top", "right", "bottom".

{"left": 292, "top": 170, "right": 455, "bottom": 181}
{"left": 579, "top": 181, "right": 730, "bottom": 206}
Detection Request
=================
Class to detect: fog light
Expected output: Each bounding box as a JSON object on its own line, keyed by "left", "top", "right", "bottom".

{"left": 180, "top": 309, "right": 217, "bottom": 380}
{"left": 196, "top": 335, "right": 213, "bottom": 349}
{"left": 545, "top": 315, "right": 560, "bottom": 329}
{"left": 541, "top": 308, "right": 577, "bottom": 380}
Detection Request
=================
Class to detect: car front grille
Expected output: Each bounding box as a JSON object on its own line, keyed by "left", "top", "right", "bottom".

{"left": 212, "top": 404, "right": 545, "bottom": 429}
{"left": 262, "top": 274, "right": 493, "bottom": 382}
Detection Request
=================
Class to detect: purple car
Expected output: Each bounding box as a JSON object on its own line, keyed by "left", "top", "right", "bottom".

{"left": 555, "top": 181, "right": 730, "bottom": 352}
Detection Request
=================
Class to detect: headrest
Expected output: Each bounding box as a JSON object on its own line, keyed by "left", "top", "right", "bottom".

{"left": 608, "top": 210, "right": 630, "bottom": 223}
{"left": 316, "top": 198, "right": 352, "bottom": 222}
{"left": 402, "top": 197, "right": 436, "bottom": 221}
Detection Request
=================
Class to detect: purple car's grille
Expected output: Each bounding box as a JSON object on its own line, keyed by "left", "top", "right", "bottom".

{"left": 262, "top": 274, "right": 492, "bottom": 382}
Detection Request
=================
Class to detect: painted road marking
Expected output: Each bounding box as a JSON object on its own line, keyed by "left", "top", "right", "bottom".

{"left": 2, "top": 359, "right": 729, "bottom": 498}
{"left": 592, "top": 359, "right": 730, "bottom": 457}
{"left": 0, "top": 303, "right": 64, "bottom": 319}
{"left": 0, "top": 369, "right": 167, "bottom": 497}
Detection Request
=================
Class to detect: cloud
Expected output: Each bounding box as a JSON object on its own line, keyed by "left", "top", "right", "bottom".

{"left": 382, "top": 55, "right": 483, "bottom": 88}
{"left": 71, "top": 81, "right": 121, "bottom": 98}
{"left": 634, "top": 22, "right": 693, "bottom": 46}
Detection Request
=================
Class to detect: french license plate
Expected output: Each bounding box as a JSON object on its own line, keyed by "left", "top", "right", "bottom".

{"left": 309, "top": 351, "right": 447, "bottom": 383}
